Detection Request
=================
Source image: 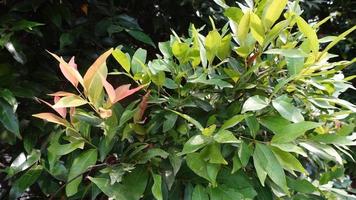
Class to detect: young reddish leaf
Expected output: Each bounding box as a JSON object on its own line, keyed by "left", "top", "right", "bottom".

{"left": 100, "top": 75, "right": 116, "bottom": 104}
{"left": 83, "top": 48, "right": 113, "bottom": 90}
{"left": 114, "top": 84, "right": 144, "bottom": 103}
{"left": 47, "top": 51, "right": 83, "bottom": 87}
{"left": 48, "top": 91, "right": 76, "bottom": 97}
{"left": 37, "top": 97, "right": 66, "bottom": 118}
{"left": 98, "top": 107, "right": 112, "bottom": 119}
{"left": 54, "top": 96, "right": 67, "bottom": 118}
{"left": 134, "top": 91, "right": 150, "bottom": 123}
{"left": 32, "top": 113, "right": 69, "bottom": 127}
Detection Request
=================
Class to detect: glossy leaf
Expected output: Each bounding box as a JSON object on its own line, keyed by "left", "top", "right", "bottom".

{"left": 271, "top": 121, "right": 322, "bottom": 143}
{"left": 152, "top": 173, "right": 163, "bottom": 200}
{"left": 192, "top": 185, "right": 208, "bottom": 200}
{"left": 296, "top": 16, "right": 319, "bottom": 53}
{"left": 52, "top": 95, "right": 88, "bottom": 108}
{"left": 0, "top": 99, "right": 20, "bottom": 138}
{"left": 272, "top": 96, "right": 304, "bottom": 123}
{"left": 242, "top": 95, "right": 269, "bottom": 113}
{"left": 221, "top": 114, "right": 246, "bottom": 130}
{"left": 66, "top": 149, "right": 97, "bottom": 196}
{"left": 113, "top": 48, "right": 130, "bottom": 73}
{"left": 262, "top": 0, "right": 288, "bottom": 29}
{"left": 213, "top": 130, "right": 240, "bottom": 144}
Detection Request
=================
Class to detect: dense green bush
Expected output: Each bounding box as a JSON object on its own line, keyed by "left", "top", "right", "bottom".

{"left": 2, "top": 0, "right": 356, "bottom": 199}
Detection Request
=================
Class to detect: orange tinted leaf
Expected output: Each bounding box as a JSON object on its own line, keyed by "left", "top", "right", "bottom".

{"left": 37, "top": 98, "right": 66, "bottom": 118}
{"left": 100, "top": 75, "right": 116, "bottom": 104}
{"left": 134, "top": 91, "right": 150, "bottom": 123}
{"left": 83, "top": 48, "right": 113, "bottom": 89}
{"left": 47, "top": 51, "right": 83, "bottom": 87}
{"left": 32, "top": 113, "right": 69, "bottom": 127}
{"left": 54, "top": 96, "right": 67, "bottom": 118}
{"left": 98, "top": 107, "right": 112, "bottom": 119}
{"left": 114, "top": 84, "right": 144, "bottom": 103}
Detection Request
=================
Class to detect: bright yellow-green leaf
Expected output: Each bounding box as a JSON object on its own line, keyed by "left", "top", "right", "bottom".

{"left": 237, "top": 11, "right": 251, "bottom": 45}
{"left": 112, "top": 48, "right": 130, "bottom": 73}
{"left": 217, "top": 34, "right": 231, "bottom": 60}
{"left": 262, "top": 0, "right": 288, "bottom": 29}
{"left": 52, "top": 95, "right": 88, "bottom": 108}
{"left": 205, "top": 29, "right": 222, "bottom": 63}
{"left": 296, "top": 16, "right": 319, "bottom": 53}
{"left": 250, "top": 12, "right": 265, "bottom": 45}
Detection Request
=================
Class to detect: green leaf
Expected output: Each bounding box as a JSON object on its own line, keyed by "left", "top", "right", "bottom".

{"left": 213, "top": 130, "right": 240, "bottom": 144}
{"left": 179, "top": 135, "right": 210, "bottom": 155}
{"left": 271, "top": 121, "right": 322, "bottom": 143}
{"left": 48, "top": 132, "right": 84, "bottom": 156}
{"left": 259, "top": 115, "right": 290, "bottom": 134}
{"left": 9, "top": 165, "right": 43, "bottom": 199}
{"left": 168, "top": 109, "right": 203, "bottom": 131}
{"left": 66, "top": 149, "right": 97, "bottom": 196}
{"left": 221, "top": 114, "right": 247, "bottom": 130}
{"left": 296, "top": 16, "right": 319, "bottom": 53}
{"left": 8, "top": 150, "right": 41, "bottom": 177}
{"left": 250, "top": 12, "right": 265, "bottom": 45}
{"left": 217, "top": 169, "right": 257, "bottom": 199}
{"left": 209, "top": 185, "right": 244, "bottom": 200}
{"left": 286, "top": 57, "right": 304, "bottom": 75}
{"left": 186, "top": 153, "right": 220, "bottom": 186}
{"left": 224, "top": 7, "right": 243, "bottom": 24}
{"left": 217, "top": 34, "right": 232, "bottom": 60}
{"left": 89, "top": 166, "right": 148, "bottom": 200}
{"left": 242, "top": 95, "right": 269, "bottom": 113}
{"left": 262, "top": 0, "right": 288, "bottom": 29}
{"left": 192, "top": 185, "right": 209, "bottom": 200}
{"left": 131, "top": 48, "right": 147, "bottom": 75}
{"left": 205, "top": 29, "right": 222, "bottom": 63}
{"left": 310, "top": 134, "right": 356, "bottom": 145}
{"left": 0, "top": 99, "right": 20, "bottom": 138}
{"left": 238, "top": 141, "right": 252, "bottom": 167}
{"left": 253, "top": 143, "right": 288, "bottom": 193}
{"left": 202, "top": 124, "right": 217, "bottom": 136}
{"left": 127, "top": 30, "right": 155, "bottom": 47}
{"left": 272, "top": 96, "right": 304, "bottom": 123}
{"left": 237, "top": 11, "right": 251, "bottom": 44}
{"left": 53, "top": 95, "right": 88, "bottom": 108}
{"left": 113, "top": 48, "right": 131, "bottom": 73}
{"left": 151, "top": 71, "right": 166, "bottom": 87}
{"left": 202, "top": 143, "right": 227, "bottom": 165}
{"left": 287, "top": 177, "right": 317, "bottom": 194}
{"left": 152, "top": 173, "right": 163, "bottom": 200}
{"left": 264, "top": 48, "right": 308, "bottom": 58}
{"left": 245, "top": 115, "right": 259, "bottom": 138}
{"left": 271, "top": 146, "right": 306, "bottom": 174}
{"left": 271, "top": 143, "right": 307, "bottom": 157}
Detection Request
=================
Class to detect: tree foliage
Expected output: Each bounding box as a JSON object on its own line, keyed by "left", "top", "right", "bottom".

{"left": 1, "top": 0, "right": 356, "bottom": 199}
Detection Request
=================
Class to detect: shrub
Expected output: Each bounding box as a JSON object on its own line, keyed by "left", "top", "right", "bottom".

{"left": 4, "top": 1, "right": 356, "bottom": 199}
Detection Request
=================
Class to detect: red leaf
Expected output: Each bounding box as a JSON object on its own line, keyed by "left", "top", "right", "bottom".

{"left": 47, "top": 51, "right": 83, "bottom": 87}
{"left": 100, "top": 75, "right": 116, "bottom": 104}
{"left": 38, "top": 98, "right": 66, "bottom": 118}
{"left": 114, "top": 84, "right": 144, "bottom": 103}
{"left": 54, "top": 96, "right": 67, "bottom": 118}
